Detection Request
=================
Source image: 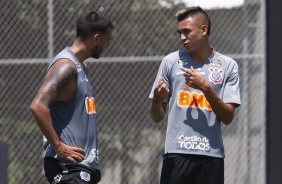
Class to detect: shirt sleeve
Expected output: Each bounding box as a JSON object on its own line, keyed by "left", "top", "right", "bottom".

{"left": 223, "top": 60, "right": 241, "bottom": 107}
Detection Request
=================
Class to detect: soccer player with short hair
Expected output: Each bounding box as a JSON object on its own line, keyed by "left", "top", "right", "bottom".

{"left": 30, "top": 11, "right": 113, "bottom": 184}
{"left": 149, "top": 6, "right": 241, "bottom": 184}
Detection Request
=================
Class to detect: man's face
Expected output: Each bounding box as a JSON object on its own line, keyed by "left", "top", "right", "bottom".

{"left": 92, "top": 28, "right": 113, "bottom": 59}
{"left": 177, "top": 14, "right": 207, "bottom": 53}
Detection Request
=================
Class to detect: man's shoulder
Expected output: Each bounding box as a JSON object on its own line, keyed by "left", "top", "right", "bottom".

{"left": 48, "top": 48, "right": 77, "bottom": 70}
{"left": 211, "top": 50, "right": 238, "bottom": 66}
{"left": 163, "top": 49, "right": 186, "bottom": 62}
{"left": 52, "top": 47, "right": 74, "bottom": 62}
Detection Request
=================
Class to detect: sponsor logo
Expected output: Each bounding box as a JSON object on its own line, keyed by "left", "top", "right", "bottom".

{"left": 176, "top": 68, "right": 205, "bottom": 76}
{"left": 177, "top": 90, "right": 212, "bottom": 111}
{"left": 75, "top": 63, "right": 82, "bottom": 72}
{"left": 80, "top": 171, "right": 91, "bottom": 182}
{"left": 53, "top": 174, "right": 62, "bottom": 184}
{"left": 89, "top": 149, "right": 99, "bottom": 164}
{"left": 209, "top": 67, "right": 224, "bottom": 85}
{"left": 176, "top": 71, "right": 185, "bottom": 75}
{"left": 196, "top": 68, "right": 205, "bottom": 75}
{"left": 81, "top": 74, "right": 89, "bottom": 82}
{"left": 85, "top": 97, "right": 96, "bottom": 114}
{"left": 178, "top": 135, "right": 210, "bottom": 151}
{"left": 211, "top": 59, "right": 222, "bottom": 67}
{"left": 177, "top": 58, "right": 190, "bottom": 66}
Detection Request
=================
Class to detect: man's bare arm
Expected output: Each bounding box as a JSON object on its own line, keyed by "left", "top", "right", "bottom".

{"left": 150, "top": 76, "right": 169, "bottom": 123}
{"left": 30, "top": 59, "right": 84, "bottom": 162}
{"left": 150, "top": 102, "right": 167, "bottom": 123}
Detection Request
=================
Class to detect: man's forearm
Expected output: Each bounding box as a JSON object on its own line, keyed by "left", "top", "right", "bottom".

{"left": 30, "top": 102, "right": 61, "bottom": 149}
{"left": 150, "top": 101, "right": 166, "bottom": 123}
{"left": 203, "top": 86, "right": 235, "bottom": 125}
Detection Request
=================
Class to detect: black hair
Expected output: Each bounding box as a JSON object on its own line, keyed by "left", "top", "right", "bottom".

{"left": 76, "top": 11, "right": 113, "bottom": 39}
{"left": 175, "top": 6, "right": 211, "bottom": 35}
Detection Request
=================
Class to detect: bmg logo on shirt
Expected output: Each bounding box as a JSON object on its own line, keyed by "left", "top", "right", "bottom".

{"left": 177, "top": 90, "right": 212, "bottom": 111}
{"left": 85, "top": 97, "right": 96, "bottom": 114}
{"left": 178, "top": 135, "right": 210, "bottom": 151}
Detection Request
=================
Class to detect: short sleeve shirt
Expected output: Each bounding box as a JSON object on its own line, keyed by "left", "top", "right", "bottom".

{"left": 149, "top": 48, "right": 241, "bottom": 158}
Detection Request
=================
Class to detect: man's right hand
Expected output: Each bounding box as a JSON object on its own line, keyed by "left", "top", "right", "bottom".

{"left": 153, "top": 76, "right": 170, "bottom": 104}
{"left": 55, "top": 142, "right": 85, "bottom": 163}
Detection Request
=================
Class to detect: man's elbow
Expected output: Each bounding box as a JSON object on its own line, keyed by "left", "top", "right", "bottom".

{"left": 150, "top": 112, "right": 163, "bottom": 123}
{"left": 30, "top": 103, "right": 36, "bottom": 113}
{"left": 30, "top": 101, "right": 41, "bottom": 116}
{"left": 222, "top": 120, "right": 232, "bottom": 125}
{"left": 152, "top": 117, "right": 162, "bottom": 123}
{"left": 221, "top": 116, "right": 234, "bottom": 125}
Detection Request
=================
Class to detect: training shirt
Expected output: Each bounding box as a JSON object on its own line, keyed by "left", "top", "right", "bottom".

{"left": 149, "top": 48, "right": 241, "bottom": 158}
{"left": 45, "top": 47, "right": 100, "bottom": 170}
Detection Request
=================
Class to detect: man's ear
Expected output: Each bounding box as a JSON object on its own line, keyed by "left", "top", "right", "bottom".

{"left": 92, "top": 33, "right": 100, "bottom": 43}
{"left": 201, "top": 25, "right": 208, "bottom": 36}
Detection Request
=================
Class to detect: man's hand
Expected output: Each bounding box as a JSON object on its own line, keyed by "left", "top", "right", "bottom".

{"left": 55, "top": 142, "right": 85, "bottom": 163}
{"left": 180, "top": 66, "right": 209, "bottom": 91}
{"left": 180, "top": 66, "right": 236, "bottom": 125}
{"left": 150, "top": 76, "right": 169, "bottom": 123}
{"left": 153, "top": 76, "right": 170, "bottom": 104}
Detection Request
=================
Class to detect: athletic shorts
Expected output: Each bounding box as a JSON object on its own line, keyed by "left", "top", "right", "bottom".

{"left": 160, "top": 154, "right": 224, "bottom": 184}
{"left": 44, "top": 157, "right": 101, "bottom": 184}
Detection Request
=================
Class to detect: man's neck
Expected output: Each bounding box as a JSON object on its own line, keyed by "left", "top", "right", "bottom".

{"left": 189, "top": 47, "right": 213, "bottom": 64}
{"left": 69, "top": 39, "right": 89, "bottom": 65}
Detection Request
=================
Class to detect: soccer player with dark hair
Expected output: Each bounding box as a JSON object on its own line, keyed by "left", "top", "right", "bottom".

{"left": 30, "top": 11, "right": 113, "bottom": 184}
{"left": 149, "top": 6, "right": 241, "bottom": 184}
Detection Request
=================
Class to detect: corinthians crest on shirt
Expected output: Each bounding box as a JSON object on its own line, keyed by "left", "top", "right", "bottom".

{"left": 209, "top": 67, "right": 224, "bottom": 85}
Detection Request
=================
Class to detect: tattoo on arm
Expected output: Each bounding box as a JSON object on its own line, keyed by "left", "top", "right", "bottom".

{"left": 34, "top": 60, "right": 77, "bottom": 107}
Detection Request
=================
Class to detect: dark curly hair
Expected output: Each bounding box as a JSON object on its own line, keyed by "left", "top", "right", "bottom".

{"left": 76, "top": 11, "right": 113, "bottom": 39}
